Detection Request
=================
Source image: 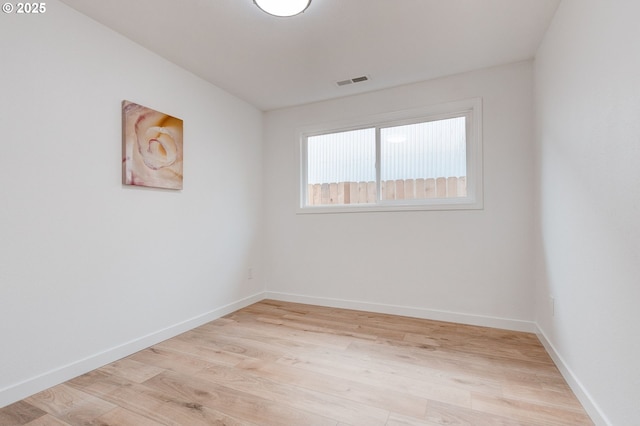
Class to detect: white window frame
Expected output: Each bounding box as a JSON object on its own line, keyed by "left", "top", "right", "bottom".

{"left": 297, "top": 98, "right": 483, "bottom": 214}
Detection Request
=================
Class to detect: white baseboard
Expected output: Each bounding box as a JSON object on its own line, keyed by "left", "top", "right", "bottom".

{"left": 0, "top": 292, "right": 265, "bottom": 409}
{"left": 535, "top": 325, "right": 610, "bottom": 426}
{"left": 265, "top": 291, "right": 536, "bottom": 333}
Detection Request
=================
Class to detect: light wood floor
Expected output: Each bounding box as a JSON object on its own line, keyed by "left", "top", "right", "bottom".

{"left": 0, "top": 300, "right": 593, "bottom": 425}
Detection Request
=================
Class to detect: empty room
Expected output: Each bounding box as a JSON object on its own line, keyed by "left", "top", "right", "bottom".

{"left": 1, "top": 0, "right": 638, "bottom": 425}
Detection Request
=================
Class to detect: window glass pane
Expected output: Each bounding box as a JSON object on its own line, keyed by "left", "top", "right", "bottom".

{"left": 307, "top": 128, "right": 376, "bottom": 205}
{"left": 380, "top": 117, "right": 466, "bottom": 200}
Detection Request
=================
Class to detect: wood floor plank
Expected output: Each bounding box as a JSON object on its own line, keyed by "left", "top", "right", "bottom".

{"left": 0, "top": 300, "right": 593, "bottom": 425}
{"left": 66, "top": 369, "right": 135, "bottom": 398}
{"left": 153, "top": 333, "right": 258, "bottom": 366}
{"left": 241, "top": 360, "right": 430, "bottom": 418}
{"left": 24, "top": 383, "right": 116, "bottom": 425}
{"left": 0, "top": 401, "right": 46, "bottom": 425}
{"left": 345, "top": 337, "right": 560, "bottom": 394}
{"left": 274, "top": 348, "right": 475, "bottom": 408}
{"left": 423, "top": 399, "right": 531, "bottom": 426}
{"left": 152, "top": 399, "right": 259, "bottom": 426}
{"left": 143, "top": 370, "right": 337, "bottom": 426}
{"left": 196, "top": 363, "right": 391, "bottom": 425}
{"left": 385, "top": 413, "right": 439, "bottom": 426}
{"left": 23, "top": 414, "right": 72, "bottom": 425}
{"left": 93, "top": 406, "right": 165, "bottom": 426}
{"left": 97, "top": 357, "right": 166, "bottom": 384}
{"left": 471, "top": 393, "right": 594, "bottom": 425}
{"left": 72, "top": 372, "right": 249, "bottom": 426}
{"left": 502, "top": 380, "right": 587, "bottom": 412}
{"left": 97, "top": 381, "right": 170, "bottom": 423}
{"left": 127, "top": 346, "right": 223, "bottom": 376}
{"left": 214, "top": 316, "right": 356, "bottom": 351}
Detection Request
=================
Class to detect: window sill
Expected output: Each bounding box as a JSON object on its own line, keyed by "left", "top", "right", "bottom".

{"left": 296, "top": 198, "right": 483, "bottom": 214}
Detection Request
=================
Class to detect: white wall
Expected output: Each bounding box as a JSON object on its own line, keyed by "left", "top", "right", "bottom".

{"left": 263, "top": 61, "right": 536, "bottom": 330}
{"left": 534, "top": 1, "right": 640, "bottom": 424}
{"left": 0, "top": 0, "right": 263, "bottom": 406}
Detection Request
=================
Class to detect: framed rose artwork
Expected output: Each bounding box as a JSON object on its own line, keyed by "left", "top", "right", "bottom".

{"left": 122, "top": 100, "right": 183, "bottom": 190}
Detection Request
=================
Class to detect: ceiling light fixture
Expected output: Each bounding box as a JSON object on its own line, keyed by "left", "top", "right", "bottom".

{"left": 254, "top": 0, "right": 311, "bottom": 17}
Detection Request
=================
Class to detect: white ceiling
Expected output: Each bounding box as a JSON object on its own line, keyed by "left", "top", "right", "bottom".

{"left": 59, "top": 0, "right": 560, "bottom": 111}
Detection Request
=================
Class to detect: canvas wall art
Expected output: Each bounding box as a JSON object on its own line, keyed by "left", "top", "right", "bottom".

{"left": 122, "top": 100, "right": 183, "bottom": 190}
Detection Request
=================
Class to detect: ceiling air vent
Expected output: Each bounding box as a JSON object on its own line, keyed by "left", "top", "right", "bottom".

{"left": 336, "top": 75, "right": 369, "bottom": 87}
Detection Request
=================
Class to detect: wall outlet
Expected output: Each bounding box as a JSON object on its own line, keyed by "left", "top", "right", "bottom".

{"left": 248, "top": 267, "right": 253, "bottom": 280}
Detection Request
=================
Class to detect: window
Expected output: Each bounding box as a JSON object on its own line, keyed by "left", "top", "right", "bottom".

{"left": 298, "top": 98, "right": 482, "bottom": 213}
